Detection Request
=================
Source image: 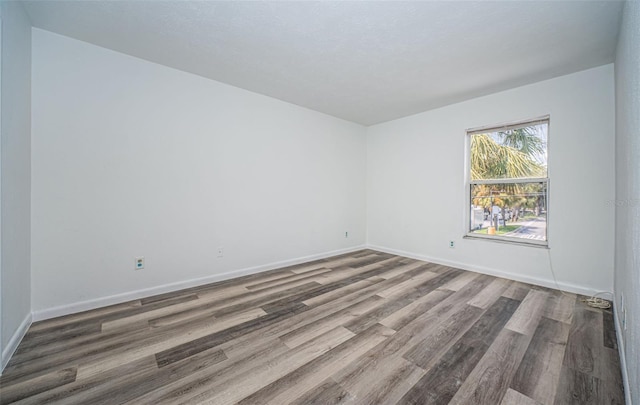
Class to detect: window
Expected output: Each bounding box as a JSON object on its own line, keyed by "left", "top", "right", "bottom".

{"left": 466, "top": 117, "right": 549, "bottom": 246}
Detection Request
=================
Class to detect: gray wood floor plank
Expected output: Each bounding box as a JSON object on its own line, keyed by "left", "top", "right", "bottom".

{"left": 542, "top": 290, "right": 576, "bottom": 324}
{"left": 261, "top": 258, "right": 414, "bottom": 313}
{"left": 340, "top": 356, "right": 424, "bottom": 405}
{"left": 467, "top": 277, "right": 510, "bottom": 309}
{"left": 0, "top": 250, "right": 624, "bottom": 405}
{"left": 26, "top": 349, "right": 226, "bottom": 405}
{"left": 77, "top": 307, "right": 267, "bottom": 379}
{"left": 22, "top": 293, "right": 197, "bottom": 348}
{"left": 602, "top": 309, "right": 617, "bottom": 350}
{"left": 310, "top": 257, "right": 404, "bottom": 286}
{"left": 288, "top": 379, "right": 352, "bottom": 405}
{"left": 504, "top": 289, "right": 549, "bottom": 335}
{"left": 343, "top": 291, "right": 429, "bottom": 335}
{"left": 215, "top": 272, "right": 407, "bottom": 353}
{"left": 0, "top": 368, "right": 77, "bottom": 405}
{"left": 448, "top": 328, "right": 532, "bottom": 405}
{"left": 10, "top": 356, "right": 158, "bottom": 405}
{"left": 553, "top": 366, "right": 624, "bottom": 405}
{"left": 502, "top": 281, "right": 531, "bottom": 301}
{"left": 180, "top": 327, "right": 355, "bottom": 405}
{"left": 375, "top": 267, "right": 439, "bottom": 298}
{"left": 79, "top": 350, "right": 227, "bottom": 405}
{"left": 402, "top": 303, "right": 484, "bottom": 370}
{"left": 280, "top": 295, "right": 384, "bottom": 349}
{"left": 301, "top": 278, "right": 382, "bottom": 307}
{"left": 380, "top": 288, "right": 454, "bottom": 331}
{"left": 375, "top": 260, "right": 434, "bottom": 280}
{"left": 1, "top": 323, "right": 155, "bottom": 386}
{"left": 440, "top": 271, "right": 482, "bottom": 291}
{"left": 236, "top": 323, "right": 394, "bottom": 405}
{"left": 396, "top": 296, "right": 520, "bottom": 405}
{"left": 329, "top": 278, "right": 495, "bottom": 391}
{"left": 500, "top": 388, "right": 542, "bottom": 405}
{"left": 349, "top": 253, "right": 396, "bottom": 268}
{"left": 563, "top": 301, "right": 603, "bottom": 376}
{"left": 125, "top": 337, "right": 290, "bottom": 405}
{"left": 244, "top": 267, "right": 332, "bottom": 290}
{"left": 153, "top": 304, "right": 301, "bottom": 368}
{"left": 399, "top": 275, "right": 496, "bottom": 370}
{"left": 511, "top": 316, "right": 571, "bottom": 405}
{"left": 22, "top": 300, "right": 142, "bottom": 334}
{"left": 148, "top": 280, "right": 319, "bottom": 328}
{"left": 598, "top": 346, "right": 625, "bottom": 396}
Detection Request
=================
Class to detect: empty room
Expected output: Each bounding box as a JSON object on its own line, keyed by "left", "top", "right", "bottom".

{"left": 0, "top": 0, "right": 638, "bottom": 404}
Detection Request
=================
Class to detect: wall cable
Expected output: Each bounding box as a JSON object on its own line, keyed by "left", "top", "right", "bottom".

{"left": 546, "top": 247, "right": 611, "bottom": 309}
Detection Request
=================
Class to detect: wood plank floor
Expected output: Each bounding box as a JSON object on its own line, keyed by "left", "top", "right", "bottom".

{"left": 0, "top": 250, "right": 625, "bottom": 404}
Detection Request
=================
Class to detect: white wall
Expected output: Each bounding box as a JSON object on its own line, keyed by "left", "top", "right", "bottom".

{"left": 0, "top": 1, "right": 32, "bottom": 371}
{"left": 31, "top": 29, "right": 366, "bottom": 316}
{"left": 614, "top": 1, "right": 639, "bottom": 403}
{"left": 367, "top": 65, "right": 615, "bottom": 296}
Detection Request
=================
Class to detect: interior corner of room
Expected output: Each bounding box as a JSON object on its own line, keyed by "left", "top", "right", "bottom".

{"left": 0, "top": 1, "right": 638, "bottom": 404}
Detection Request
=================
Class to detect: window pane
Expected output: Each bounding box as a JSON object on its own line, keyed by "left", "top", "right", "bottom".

{"left": 469, "top": 182, "right": 547, "bottom": 242}
{"left": 470, "top": 122, "right": 548, "bottom": 180}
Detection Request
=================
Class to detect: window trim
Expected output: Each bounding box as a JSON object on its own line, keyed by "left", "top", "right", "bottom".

{"left": 466, "top": 117, "right": 550, "bottom": 136}
{"left": 464, "top": 116, "right": 550, "bottom": 247}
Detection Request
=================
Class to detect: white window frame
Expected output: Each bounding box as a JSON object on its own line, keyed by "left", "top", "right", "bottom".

{"left": 464, "top": 116, "right": 550, "bottom": 248}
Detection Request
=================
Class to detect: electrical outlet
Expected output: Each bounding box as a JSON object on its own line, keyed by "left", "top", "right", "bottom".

{"left": 449, "top": 240, "right": 455, "bottom": 248}
{"left": 217, "top": 247, "right": 224, "bottom": 258}
{"left": 135, "top": 257, "right": 144, "bottom": 270}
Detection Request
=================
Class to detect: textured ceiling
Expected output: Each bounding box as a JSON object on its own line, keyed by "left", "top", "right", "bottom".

{"left": 23, "top": 1, "right": 624, "bottom": 125}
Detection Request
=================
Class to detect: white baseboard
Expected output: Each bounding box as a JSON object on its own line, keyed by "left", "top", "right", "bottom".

{"left": 613, "top": 300, "right": 632, "bottom": 405}
{"left": 367, "top": 244, "right": 604, "bottom": 297}
{"left": 1, "top": 312, "right": 32, "bottom": 375}
{"left": 32, "top": 245, "right": 367, "bottom": 322}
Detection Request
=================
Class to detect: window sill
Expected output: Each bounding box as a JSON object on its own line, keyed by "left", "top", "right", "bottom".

{"left": 464, "top": 234, "right": 549, "bottom": 248}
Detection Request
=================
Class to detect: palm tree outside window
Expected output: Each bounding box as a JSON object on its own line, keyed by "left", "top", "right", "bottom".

{"left": 467, "top": 117, "right": 549, "bottom": 246}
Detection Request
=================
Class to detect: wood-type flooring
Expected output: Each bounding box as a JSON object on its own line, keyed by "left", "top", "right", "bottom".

{"left": 0, "top": 250, "right": 625, "bottom": 404}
